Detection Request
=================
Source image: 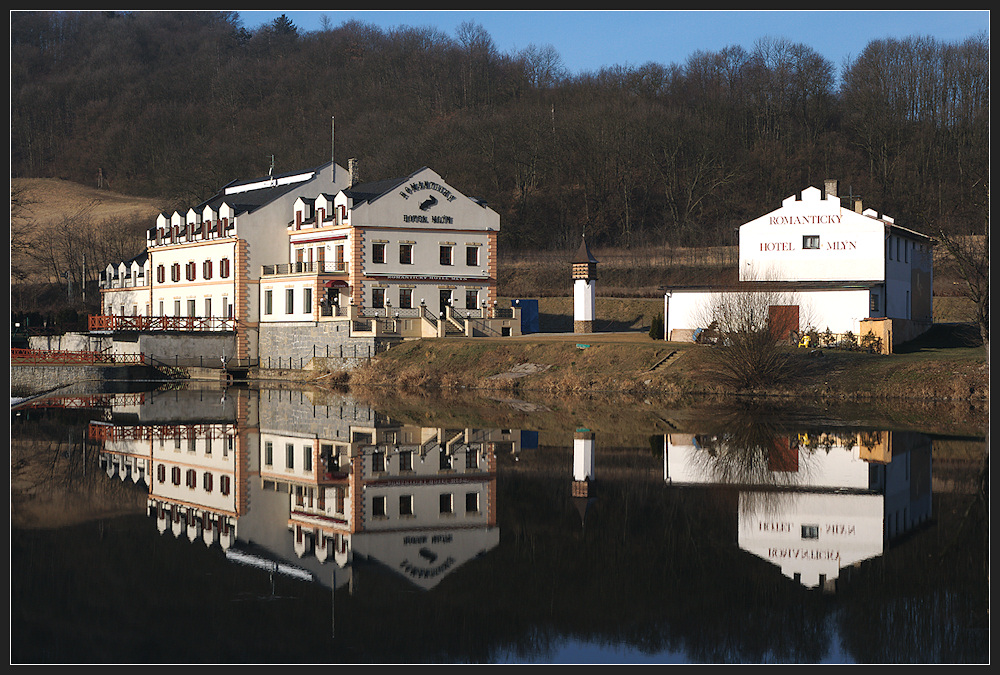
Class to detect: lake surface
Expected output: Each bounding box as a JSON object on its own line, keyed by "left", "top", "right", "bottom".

{"left": 10, "top": 382, "right": 989, "bottom": 664}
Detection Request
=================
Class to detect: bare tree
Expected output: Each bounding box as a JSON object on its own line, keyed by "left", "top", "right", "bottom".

{"left": 937, "top": 229, "right": 989, "bottom": 355}
{"left": 10, "top": 183, "right": 36, "bottom": 282}
{"left": 694, "top": 284, "right": 812, "bottom": 390}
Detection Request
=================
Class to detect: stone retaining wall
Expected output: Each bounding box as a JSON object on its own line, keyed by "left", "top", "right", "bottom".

{"left": 258, "top": 323, "right": 398, "bottom": 371}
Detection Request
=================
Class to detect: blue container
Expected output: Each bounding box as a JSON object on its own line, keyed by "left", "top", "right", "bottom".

{"left": 513, "top": 298, "right": 539, "bottom": 334}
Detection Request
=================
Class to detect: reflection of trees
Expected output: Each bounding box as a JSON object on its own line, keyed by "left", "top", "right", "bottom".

{"left": 686, "top": 406, "right": 825, "bottom": 489}
{"left": 835, "top": 477, "right": 989, "bottom": 663}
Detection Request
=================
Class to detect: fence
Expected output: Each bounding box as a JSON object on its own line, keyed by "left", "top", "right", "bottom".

{"left": 145, "top": 354, "right": 258, "bottom": 369}
{"left": 89, "top": 315, "right": 238, "bottom": 332}
{"left": 11, "top": 348, "right": 147, "bottom": 365}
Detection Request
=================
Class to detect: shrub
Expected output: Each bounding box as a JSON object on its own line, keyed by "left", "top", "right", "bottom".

{"left": 649, "top": 313, "right": 664, "bottom": 340}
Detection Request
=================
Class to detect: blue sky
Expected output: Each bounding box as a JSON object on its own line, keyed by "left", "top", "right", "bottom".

{"left": 238, "top": 10, "right": 988, "bottom": 77}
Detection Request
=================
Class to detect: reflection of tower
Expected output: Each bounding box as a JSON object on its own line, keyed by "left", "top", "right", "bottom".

{"left": 572, "top": 429, "right": 596, "bottom": 527}
{"left": 572, "top": 235, "right": 598, "bottom": 334}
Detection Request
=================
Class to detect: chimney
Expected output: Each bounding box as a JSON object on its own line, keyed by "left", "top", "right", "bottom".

{"left": 854, "top": 198, "right": 863, "bottom": 214}
{"left": 348, "top": 158, "right": 359, "bottom": 187}
{"left": 824, "top": 179, "right": 839, "bottom": 199}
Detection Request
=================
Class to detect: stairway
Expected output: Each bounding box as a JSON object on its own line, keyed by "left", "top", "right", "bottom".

{"left": 645, "top": 350, "right": 680, "bottom": 373}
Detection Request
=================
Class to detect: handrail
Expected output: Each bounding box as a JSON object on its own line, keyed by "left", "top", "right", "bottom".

{"left": 261, "top": 261, "right": 348, "bottom": 276}
{"left": 11, "top": 348, "right": 147, "bottom": 365}
{"left": 88, "top": 315, "right": 238, "bottom": 332}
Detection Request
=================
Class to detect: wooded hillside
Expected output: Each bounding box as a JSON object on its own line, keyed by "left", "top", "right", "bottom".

{"left": 11, "top": 10, "right": 989, "bottom": 256}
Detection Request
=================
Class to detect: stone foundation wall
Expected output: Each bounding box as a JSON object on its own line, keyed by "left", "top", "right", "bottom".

{"left": 258, "top": 322, "right": 396, "bottom": 371}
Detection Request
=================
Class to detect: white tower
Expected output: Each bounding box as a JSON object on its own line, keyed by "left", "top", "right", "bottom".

{"left": 572, "top": 236, "right": 598, "bottom": 334}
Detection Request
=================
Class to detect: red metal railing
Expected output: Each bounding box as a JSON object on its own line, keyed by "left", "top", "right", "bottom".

{"left": 11, "top": 348, "right": 147, "bottom": 365}
{"left": 88, "top": 315, "right": 238, "bottom": 332}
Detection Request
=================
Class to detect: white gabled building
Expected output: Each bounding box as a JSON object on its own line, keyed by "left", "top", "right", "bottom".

{"left": 665, "top": 180, "right": 935, "bottom": 351}
{"left": 101, "top": 252, "right": 150, "bottom": 317}
{"left": 98, "top": 161, "right": 352, "bottom": 365}
{"left": 98, "top": 158, "right": 518, "bottom": 371}
{"left": 260, "top": 165, "right": 517, "bottom": 343}
{"left": 260, "top": 166, "right": 500, "bottom": 321}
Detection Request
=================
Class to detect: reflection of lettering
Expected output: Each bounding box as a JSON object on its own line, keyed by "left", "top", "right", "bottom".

{"left": 759, "top": 522, "right": 794, "bottom": 532}
{"left": 419, "top": 547, "right": 438, "bottom": 563}
{"left": 404, "top": 535, "right": 427, "bottom": 545}
{"left": 419, "top": 195, "right": 438, "bottom": 211}
{"left": 399, "top": 556, "right": 456, "bottom": 579}
{"left": 768, "top": 548, "right": 840, "bottom": 561}
{"left": 825, "top": 524, "right": 856, "bottom": 536}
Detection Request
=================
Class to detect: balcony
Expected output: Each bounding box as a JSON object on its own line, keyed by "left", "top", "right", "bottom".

{"left": 261, "top": 261, "right": 348, "bottom": 276}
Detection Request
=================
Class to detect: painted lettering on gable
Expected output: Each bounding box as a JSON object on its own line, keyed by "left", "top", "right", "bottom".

{"left": 403, "top": 214, "right": 455, "bottom": 224}
{"left": 760, "top": 242, "right": 795, "bottom": 252}
{"left": 399, "top": 180, "right": 458, "bottom": 203}
{"left": 768, "top": 214, "right": 842, "bottom": 225}
{"left": 760, "top": 240, "right": 857, "bottom": 252}
{"left": 825, "top": 241, "right": 857, "bottom": 250}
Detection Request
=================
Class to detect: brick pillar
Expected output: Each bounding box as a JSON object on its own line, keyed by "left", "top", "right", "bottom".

{"left": 487, "top": 230, "right": 498, "bottom": 307}
{"left": 350, "top": 230, "right": 364, "bottom": 307}
{"left": 234, "top": 239, "right": 251, "bottom": 361}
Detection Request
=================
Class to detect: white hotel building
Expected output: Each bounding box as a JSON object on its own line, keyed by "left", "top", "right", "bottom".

{"left": 665, "top": 180, "right": 935, "bottom": 351}
{"left": 98, "top": 159, "right": 514, "bottom": 368}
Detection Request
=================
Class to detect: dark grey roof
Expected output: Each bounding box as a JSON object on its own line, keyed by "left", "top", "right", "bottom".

{"left": 572, "top": 236, "right": 598, "bottom": 264}
{"left": 194, "top": 161, "right": 334, "bottom": 216}
{"left": 343, "top": 168, "right": 425, "bottom": 206}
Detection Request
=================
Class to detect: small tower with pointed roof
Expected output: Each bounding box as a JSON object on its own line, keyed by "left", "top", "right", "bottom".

{"left": 571, "top": 235, "right": 598, "bottom": 334}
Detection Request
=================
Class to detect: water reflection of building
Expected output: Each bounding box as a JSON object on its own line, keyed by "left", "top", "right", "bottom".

{"left": 571, "top": 429, "right": 596, "bottom": 527}
{"left": 89, "top": 386, "right": 505, "bottom": 591}
{"left": 91, "top": 388, "right": 250, "bottom": 549}
{"left": 664, "top": 429, "right": 932, "bottom": 591}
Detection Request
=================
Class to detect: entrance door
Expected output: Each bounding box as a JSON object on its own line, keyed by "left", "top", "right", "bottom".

{"left": 768, "top": 305, "right": 799, "bottom": 342}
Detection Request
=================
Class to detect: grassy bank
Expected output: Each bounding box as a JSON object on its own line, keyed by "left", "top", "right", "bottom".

{"left": 331, "top": 321, "right": 987, "bottom": 405}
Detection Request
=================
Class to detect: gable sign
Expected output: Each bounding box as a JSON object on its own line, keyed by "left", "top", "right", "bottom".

{"left": 400, "top": 180, "right": 457, "bottom": 225}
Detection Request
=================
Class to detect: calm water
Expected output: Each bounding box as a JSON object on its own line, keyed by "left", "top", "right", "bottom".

{"left": 10, "top": 383, "right": 989, "bottom": 664}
